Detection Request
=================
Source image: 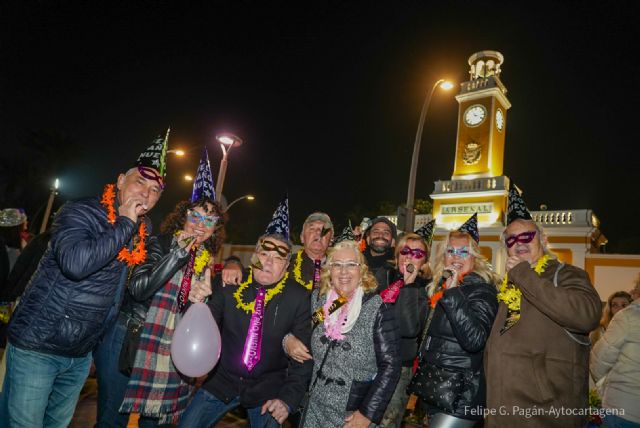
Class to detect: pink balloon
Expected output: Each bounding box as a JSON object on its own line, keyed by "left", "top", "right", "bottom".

{"left": 171, "top": 302, "right": 221, "bottom": 377}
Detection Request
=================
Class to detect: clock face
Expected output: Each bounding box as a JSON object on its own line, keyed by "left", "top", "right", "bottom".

{"left": 496, "top": 108, "right": 505, "bottom": 131}
{"left": 464, "top": 104, "right": 486, "bottom": 127}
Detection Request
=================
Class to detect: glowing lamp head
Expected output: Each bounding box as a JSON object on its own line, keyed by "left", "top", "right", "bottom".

{"left": 440, "top": 81, "right": 454, "bottom": 90}
{"left": 215, "top": 133, "right": 243, "bottom": 147}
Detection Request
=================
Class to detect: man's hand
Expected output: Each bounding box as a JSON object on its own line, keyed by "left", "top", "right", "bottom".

{"left": 221, "top": 264, "right": 243, "bottom": 287}
{"left": 284, "top": 335, "right": 312, "bottom": 363}
{"left": 118, "top": 197, "right": 147, "bottom": 223}
{"left": 189, "top": 268, "right": 212, "bottom": 303}
{"left": 505, "top": 255, "right": 525, "bottom": 272}
{"left": 344, "top": 410, "right": 371, "bottom": 428}
{"left": 261, "top": 398, "right": 289, "bottom": 424}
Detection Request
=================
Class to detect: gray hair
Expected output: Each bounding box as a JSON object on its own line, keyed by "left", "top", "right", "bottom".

{"left": 500, "top": 219, "right": 556, "bottom": 258}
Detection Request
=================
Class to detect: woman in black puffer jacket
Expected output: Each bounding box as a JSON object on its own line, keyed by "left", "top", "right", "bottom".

{"left": 413, "top": 225, "right": 498, "bottom": 428}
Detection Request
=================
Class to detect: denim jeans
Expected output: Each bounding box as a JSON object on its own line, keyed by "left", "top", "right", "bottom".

{"left": 603, "top": 414, "right": 640, "bottom": 428}
{"left": 0, "top": 342, "right": 91, "bottom": 428}
{"left": 180, "top": 388, "right": 281, "bottom": 427}
{"left": 93, "top": 315, "right": 131, "bottom": 428}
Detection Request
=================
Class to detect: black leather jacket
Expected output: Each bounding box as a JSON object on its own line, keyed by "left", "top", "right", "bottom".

{"left": 121, "top": 233, "right": 189, "bottom": 323}
{"left": 420, "top": 272, "right": 498, "bottom": 419}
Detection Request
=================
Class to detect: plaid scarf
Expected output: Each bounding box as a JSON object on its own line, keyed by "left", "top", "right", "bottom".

{"left": 119, "top": 263, "right": 194, "bottom": 424}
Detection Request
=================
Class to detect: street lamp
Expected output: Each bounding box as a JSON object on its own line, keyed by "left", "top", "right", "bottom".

{"left": 40, "top": 178, "right": 59, "bottom": 233}
{"left": 167, "top": 149, "right": 185, "bottom": 157}
{"left": 224, "top": 194, "right": 255, "bottom": 212}
{"left": 403, "top": 78, "right": 454, "bottom": 232}
{"left": 214, "top": 133, "right": 243, "bottom": 198}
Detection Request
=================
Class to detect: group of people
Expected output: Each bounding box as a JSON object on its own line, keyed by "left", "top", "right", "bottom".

{"left": 0, "top": 132, "right": 636, "bottom": 428}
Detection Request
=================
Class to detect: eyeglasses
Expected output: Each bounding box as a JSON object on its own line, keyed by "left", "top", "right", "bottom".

{"left": 445, "top": 246, "right": 471, "bottom": 259}
{"left": 257, "top": 251, "right": 288, "bottom": 266}
{"left": 187, "top": 210, "right": 219, "bottom": 228}
{"left": 399, "top": 246, "right": 427, "bottom": 259}
{"left": 329, "top": 261, "right": 361, "bottom": 271}
{"left": 137, "top": 166, "right": 165, "bottom": 190}
{"left": 260, "top": 240, "right": 290, "bottom": 257}
{"left": 505, "top": 231, "right": 537, "bottom": 248}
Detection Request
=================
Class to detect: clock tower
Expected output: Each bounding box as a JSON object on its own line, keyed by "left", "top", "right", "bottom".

{"left": 431, "top": 50, "right": 511, "bottom": 229}
{"left": 453, "top": 50, "right": 511, "bottom": 178}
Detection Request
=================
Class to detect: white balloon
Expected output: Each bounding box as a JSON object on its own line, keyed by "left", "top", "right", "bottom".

{"left": 171, "top": 302, "right": 221, "bottom": 377}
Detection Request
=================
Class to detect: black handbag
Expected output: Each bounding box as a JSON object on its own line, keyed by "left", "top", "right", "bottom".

{"left": 117, "top": 315, "right": 144, "bottom": 376}
{"left": 407, "top": 363, "right": 465, "bottom": 413}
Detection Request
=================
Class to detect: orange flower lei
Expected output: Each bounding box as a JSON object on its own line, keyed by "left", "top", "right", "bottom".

{"left": 101, "top": 184, "right": 147, "bottom": 267}
{"left": 428, "top": 272, "right": 467, "bottom": 308}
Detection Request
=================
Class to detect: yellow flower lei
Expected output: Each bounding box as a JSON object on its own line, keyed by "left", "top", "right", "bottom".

{"left": 498, "top": 254, "right": 551, "bottom": 311}
{"left": 194, "top": 248, "right": 211, "bottom": 276}
{"left": 173, "top": 231, "right": 211, "bottom": 276}
{"left": 292, "top": 250, "right": 313, "bottom": 290}
{"left": 233, "top": 268, "right": 289, "bottom": 313}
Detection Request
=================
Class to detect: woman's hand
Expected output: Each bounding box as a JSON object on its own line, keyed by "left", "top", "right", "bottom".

{"left": 284, "top": 335, "right": 312, "bottom": 363}
{"left": 402, "top": 260, "right": 419, "bottom": 284}
{"left": 444, "top": 265, "right": 460, "bottom": 288}
{"left": 175, "top": 231, "right": 197, "bottom": 252}
{"left": 188, "top": 268, "right": 212, "bottom": 303}
{"left": 344, "top": 410, "right": 371, "bottom": 428}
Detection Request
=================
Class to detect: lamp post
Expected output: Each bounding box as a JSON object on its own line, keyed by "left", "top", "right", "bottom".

{"left": 214, "top": 133, "right": 243, "bottom": 198}
{"left": 224, "top": 194, "right": 255, "bottom": 213}
{"left": 40, "top": 178, "right": 59, "bottom": 233}
{"left": 403, "top": 79, "right": 454, "bottom": 232}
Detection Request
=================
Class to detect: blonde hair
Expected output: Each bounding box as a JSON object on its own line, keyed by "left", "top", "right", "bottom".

{"left": 319, "top": 240, "right": 378, "bottom": 297}
{"left": 394, "top": 233, "right": 431, "bottom": 279}
{"left": 428, "top": 231, "right": 498, "bottom": 297}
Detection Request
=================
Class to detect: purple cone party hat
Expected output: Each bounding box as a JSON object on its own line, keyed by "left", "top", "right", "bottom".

{"left": 415, "top": 219, "right": 436, "bottom": 246}
{"left": 506, "top": 181, "right": 532, "bottom": 225}
{"left": 191, "top": 147, "right": 216, "bottom": 203}
{"left": 458, "top": 213, "right": 480, "bottom": 243}
{"left": 135, "top": 128, "right": 170, "bottom": 183}
{"left": 264, "top": 196, "right": 290, "bottom": 240}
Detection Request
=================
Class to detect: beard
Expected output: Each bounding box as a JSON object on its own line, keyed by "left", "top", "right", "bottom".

{"left": 370, "top": 238, "right": 391, "bottom": 254}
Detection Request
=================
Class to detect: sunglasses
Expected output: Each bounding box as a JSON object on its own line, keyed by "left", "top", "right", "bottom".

{"left": 445, "top": 246, "right": 471, "bottom": 259}
{"left": 399, "top": 246, "right": 427, "bottom": 259}
{"left": 505, "top": 231, "right": 537, "bottom": 248}
{"left": 137, "top": 166, "right": 165, "bottom": 189}
{"left": 260, "top": 240, "right": 290, "bottom": 257}
{"left": 187, "top": 210, "right": 219, "bottom": 228}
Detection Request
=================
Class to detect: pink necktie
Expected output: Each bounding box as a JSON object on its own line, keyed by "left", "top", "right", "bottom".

{"left": 242, "top": 287, "right": 266, "bottom": 371}
{"left": 313, "top": 259, "right": 322, "bottom": 289}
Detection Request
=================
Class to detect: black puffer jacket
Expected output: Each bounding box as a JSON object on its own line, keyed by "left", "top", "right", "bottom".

{"left": 121, "top": 233, "right": 189, "bottom": 323}
{"left": 8, "top": 198, "right": 138, "bottom": 357}
{"left": 391, "top": 272, "right": 428, "bottom": 366}
{"left": 419, "top": 272, "right": 498, "bottom": 420}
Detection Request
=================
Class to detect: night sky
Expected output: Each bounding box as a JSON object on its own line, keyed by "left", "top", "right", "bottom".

{"left": 1, "top": 2, "right": 638, "bottom": 251}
